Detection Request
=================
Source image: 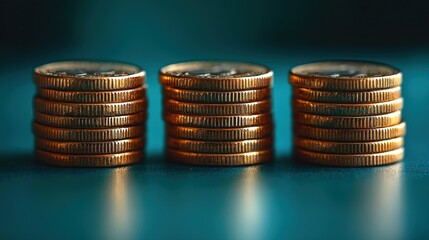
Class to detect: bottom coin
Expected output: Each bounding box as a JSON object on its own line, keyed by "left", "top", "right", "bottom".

{"left": 167, "top": 149, "right": 273, "bottom": 166}
{"left": 294, "top": 148, "right": 404, "bottom": 167}
{"left": 36, "top": 150, "right": 144, "bottom": 167}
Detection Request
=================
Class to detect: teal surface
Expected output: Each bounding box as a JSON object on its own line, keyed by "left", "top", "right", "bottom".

{"left": 1, "top": 47, "right": 429, "bottom": 240}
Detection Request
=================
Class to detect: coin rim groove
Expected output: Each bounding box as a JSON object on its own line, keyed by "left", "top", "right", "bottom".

{"left": 36, "top": 137, "right": 144, "bottom": 154}
{"left": 34, "top": 98, "right": 147, "bottom": 117}
{"left": 36, "top": 150, "right": 144, "bottom": 167}
{"left": 164, "top": 99, "right": 272, "bottom": 115}
{"left": 293, "top": 98, "right": 403, "bottom": 116}
{"left": 294, "top": 137, "right": 404, "bottom": 154}
{"left": 164, "top": 113, "right": 273, "bottom": 128}
{"left": 167, "top": 149, "right": 273, "bottom": 166}
{"left": 166, "top": 124, "right": 273, "bottom": 141}
{"left": 289, "top": 61, "right": 402, "bottom": 91}
{"left": 294, "top": 122, "right": 406, "bottom": 141}
{"left": 37, "top": 86, "right": 146, "bottom": 103}
{"left": 293, "top": 87, "right": 402, "bottom": 103}
{"left": 293, "top": 111, "right": 402, "bottom": 129}
{"left": 163, "top": 86, "right": 271, "bottom": 103}
{"left": 159, "top": 61, "right": 273, "bottom": 91}
{"left": 294, "top": 148, "right": 404, "bottom": 167}
{"left": 34, "top": 112, "right": 146, "bottom": 128}
{"left": 34, "top": 61, "right": 145, "bottom": 90}
{"left": 167, "top": 137, "right": 273, "bottom": 153}
{"left": 33, "top": 123, "right": 145, "bottom": 141}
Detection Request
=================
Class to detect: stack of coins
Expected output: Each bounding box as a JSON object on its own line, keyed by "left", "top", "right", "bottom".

{"left": 290, "top": 61, "right": 405, "bottom": 167}
{"left": 160, "top": 61, "right": 274, "bottom": 166}
{"left": 33, "top": 61, "right": 147, "bottom": 167}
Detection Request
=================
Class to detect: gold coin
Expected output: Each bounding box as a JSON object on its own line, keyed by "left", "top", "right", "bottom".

{"left": 293, "top": 98, "right": 403, "bottom": 116}
{"left": 294, "top": 148, "right": 404, "bottom": 167}
{"left": 290, "top": 61, "right": 401, "bottom": 91}
{"left": 164, "top": 113, "right": 272, "bottom": 127}
{"left": 33, "top": 123, "right": 145, "bottom": 141}
{"left": 163, "top": 86, "right": 271, "bottom": 103}
{"left": 164, "top": 99, "right": 271, "bottom": 115}
{"left": 34, "top": 98, "right": 146, "bottom": 117}
{"left": 34, "top": 61, "right": 145, "bottom": 90}
{"left": 36, "top": 150, "right": 143, "bottom": 167}
{"left": 160, "top": 61, "right": 272, "bottom": 91}
{"left": 294, "top": 122, "right": 406, "bottom": 141}
{"left": 167, "top": 149, "right": 273, "bottom": 166}
{"left": 295, "top": 137, "right": 403, "bottom": 154}
{"left": 293, "top": 87, "right": 401, "bottom": 103}
{"left": 294, "top": 111, "right": 401, "bottom": 129}
{"left": 36, "top": 137, "right": 144, "bottom": 154}
{"left": 167, "top": 138, "right": 272, "bottom": 154}
{"left": 37, "top": 85, "right": 146, "bottom": 103}
{"left": 34, "top": 112, "right": 146, "bottom": 128}
{"left": 166, "top": 124, "right": 273, "bottom": 141}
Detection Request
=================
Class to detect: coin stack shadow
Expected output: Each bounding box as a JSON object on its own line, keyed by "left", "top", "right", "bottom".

{"left": 290, "top": 61, "right": 405, "bottom": 167}
{"left": 159, "top": 61, "right": 274, "bottom": 166}
{"left": 33, "top": 61, "right": 147, "bottom": 167}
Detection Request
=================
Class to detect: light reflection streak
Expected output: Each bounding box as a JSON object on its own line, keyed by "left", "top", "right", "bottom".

{"left": 232, "top": 166, "right": 264, "bottom": 240}
{"left": 372, "top": 163, "right": 404, "bottom": 240}
{"left": 104, "top": 167, "right": 134, "bottom": 240}
{"left": 358, "top": 163, "right": 404, "bottom": 240}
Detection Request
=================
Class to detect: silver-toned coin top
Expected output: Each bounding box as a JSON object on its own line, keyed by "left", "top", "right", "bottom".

{"left": 291, "top": 61, "right": 400, "bottom": 78}
{"left": 160, "top": 61, "right": 271, "bottom": 78}
{"left": 35, "top": 61, "right": 144, "bottom": 78}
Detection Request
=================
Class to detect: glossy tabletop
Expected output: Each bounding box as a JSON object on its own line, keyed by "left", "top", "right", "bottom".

{"left": 1, "top": 48, "right": 429, "bottom": 240}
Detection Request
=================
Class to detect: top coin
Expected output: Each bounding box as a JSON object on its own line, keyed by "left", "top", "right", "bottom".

{"left": 159, "top": 61, "right": 272, "bottom": 91}
{"left": 34, "top": 61, "right": 145, "bottom": 90}
{"left": 289, "top": 61, "right": 402, "bottom": 91}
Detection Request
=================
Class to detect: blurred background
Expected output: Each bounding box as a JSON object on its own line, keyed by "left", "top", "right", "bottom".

{"left": 2, "top": 0, "right": 429, "bottom": 56}
{"left": 1, "top": 0, "right": 429, "bottom": 239}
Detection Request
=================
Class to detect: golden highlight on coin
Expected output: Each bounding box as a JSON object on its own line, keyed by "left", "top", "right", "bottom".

{"left": 34, "top": 61, "right": 145, "bottom": 90}
{"left": 34, "top": 98, "right": 146, "bottom": 117}
{"left": 293, "top": 98, "right": 403, "bottom": 116}
{"left": 293, "top": 87, "right": 401, "bottom": 103}
{"left": 294, "top": 111, "right": 402, "bottom": 129}
{"left": 166, "top": 125, "right": 273, "bottom": 141}
{"left": 163, "top": 86, "right": 271, "bottom": 103}
{"left": 164, "top": 99, "right": 271, "bottom": 115}
{"left": 167, "top": 138, "right": 272, "bottom": 154}
{"left": 36, "top": 150, "right": 144, "bottom": 167}
{"left": 37, "top": 86, "right": 146, "bottom": 103}
{"left": 34, "top": 112, "right": 146, "bottom": 128}
{"left": 164, "top": 113, "right": 272, "bottom": 128}
{"left": 33, "top": 123, "right": 145, "bottom": 141}
{"left": 295, "top": 137, "right": 403, "bottom": 154}
{"left": 36, "top": 137, "right": 144, "bottom": 154}
{"left": 167, "top": 149, "right": 273, "bottom": 166}
{"left": 160, "top": 61, "right": 273, "bottom": 91}
{"left": 289, "top": 61, "right": 402, "bottom": 91}
{"left": 294, "top": 148, "right": 404, "bottom": 167}
{"left": 294, "top": 122, "right": 406, "bottom": 142}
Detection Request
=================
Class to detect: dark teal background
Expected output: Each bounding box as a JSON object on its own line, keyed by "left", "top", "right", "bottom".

{"left": 1, "top": 0, "right": 429, "bottom": 239}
